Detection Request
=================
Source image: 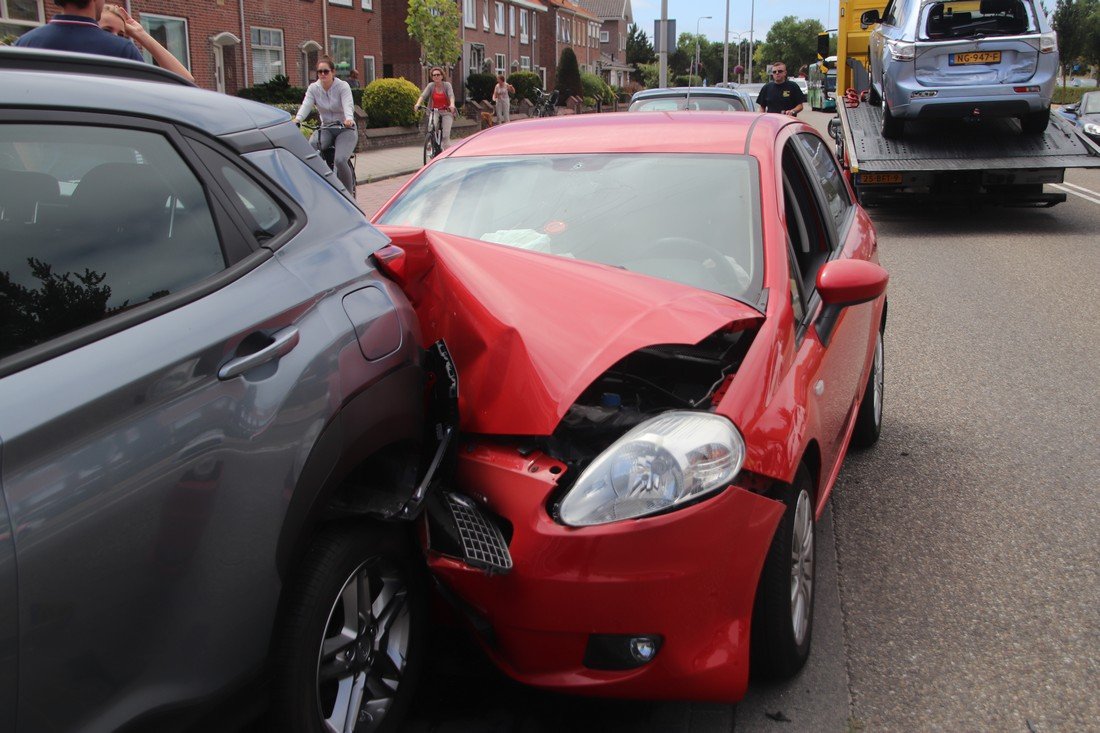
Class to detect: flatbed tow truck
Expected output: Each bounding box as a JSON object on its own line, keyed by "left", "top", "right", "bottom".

{"left": 829, "top": 0, "right": 1100, "bottom": 206}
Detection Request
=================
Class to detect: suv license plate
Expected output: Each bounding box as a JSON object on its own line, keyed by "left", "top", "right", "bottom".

{"left": 950, "top": 51, "right": 1001, "bottom": 65}
{"left": 859, "top": 173, "right": 903, "bottom": 185}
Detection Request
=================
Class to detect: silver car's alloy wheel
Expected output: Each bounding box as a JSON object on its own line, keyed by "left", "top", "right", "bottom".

{"left": 789, "top": 488, "right": 814, "bottom": 647}
{"left": 316, "top": 559, "right": 410, "bottom": 733}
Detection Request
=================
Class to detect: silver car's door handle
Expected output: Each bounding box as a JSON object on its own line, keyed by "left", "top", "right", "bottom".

{"left": 218, "top": 327, "right": 300, "bottom": 380}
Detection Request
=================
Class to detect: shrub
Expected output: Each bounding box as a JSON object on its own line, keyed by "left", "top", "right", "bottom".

{"left": 673, "top": 74, "right": 703, "bottom": 87}
{"left": 466, "top": 72, "right": 496, "bottom": 102}
{"left": 237, "top": 74, "right": 305, "bottom": 104}
{"left": 580, "top": 72, "right": 614, "bottom": 106}
{"left": 508, "top": 71, "right": 542, "bottom": 104}
{"left": 556, "top": 48, "right": 582, "bottom": 102}
{"left": 1053, "top": 86, "right": 1088, "bottom": 104}
{"left": 362, "top": 77, "right": 421, "bottom": 128}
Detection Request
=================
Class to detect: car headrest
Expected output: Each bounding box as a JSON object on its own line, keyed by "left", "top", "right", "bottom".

{"left": 979, "top": 0, "right": 1016, "bottom": 14}
{"left": 0, "top": 169, "right": 60, "bottom": 222}
{"left": 69, "top": 162, "right": 172, "bottom": 223}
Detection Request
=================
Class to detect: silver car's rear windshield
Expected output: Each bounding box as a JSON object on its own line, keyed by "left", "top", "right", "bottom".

{"left": 922, "top": 0, "right": 1039, "bottom": 40}
{"left": 629, "top": 97, "right": 747, "bottom": 112}
{"left": 377, "top": 153, "right": 763, "bottom": 304}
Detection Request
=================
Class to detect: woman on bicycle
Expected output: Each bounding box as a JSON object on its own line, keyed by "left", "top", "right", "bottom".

{"left": 413, "top": 67, "right": 456, "bottom": 151}
{"left": 292, "top": 56, "right": 357, "bottom": 191}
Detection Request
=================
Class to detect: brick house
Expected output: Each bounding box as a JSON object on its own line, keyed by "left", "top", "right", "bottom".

{"left": 455, "top": 0, "right": 548, "bottom": 88}
{"left": 537, "top": 0, "right": 599, "bottom": 92}
{"left": 11, "top": 0, "right": 387, "bottom": 94}
{"left": 572, "top": 0, "right": 632, "bottom": 87}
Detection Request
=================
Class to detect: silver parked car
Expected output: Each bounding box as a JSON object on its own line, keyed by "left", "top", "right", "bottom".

{"left": 1, "top": 48, "right": 438, "bottom": 733}
{"left": 628, "top": 87, "right": 750, "bottom": 112}
{"left": 862, "top": 0, "right": 1058, "bottom": 138}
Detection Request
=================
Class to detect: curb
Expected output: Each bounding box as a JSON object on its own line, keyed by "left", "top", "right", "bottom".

{"left": 356, "top": 166, "right": 421, "bottom": 185}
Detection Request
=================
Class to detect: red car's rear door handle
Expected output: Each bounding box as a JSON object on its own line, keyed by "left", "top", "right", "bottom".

{"left": 218, "top": 327, "right": 300, "bottom": 380}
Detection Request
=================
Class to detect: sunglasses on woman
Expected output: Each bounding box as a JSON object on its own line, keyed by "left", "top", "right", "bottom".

{"left": 317, "top": 69, "right": 332, "bottom": 75}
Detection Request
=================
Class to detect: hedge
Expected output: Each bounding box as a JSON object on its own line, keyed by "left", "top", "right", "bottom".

{"left": 580, "top": 72, "right": 614, "bottom": 106}
{"left": 466, "top": 73, "right": 496, "bottom": 102}
{"left": 362, "top": 78, "right": 421, "bottom": 128}
{"left": 237, "top": 74, "right": 363, "bottom": 108}
{"left": 508, "top": 71, "right": 542, "bottom": 104}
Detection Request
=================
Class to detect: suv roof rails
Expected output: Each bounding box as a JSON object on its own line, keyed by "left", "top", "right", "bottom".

{"left": 0, "top": 46, "right": 196, "bottom": 87}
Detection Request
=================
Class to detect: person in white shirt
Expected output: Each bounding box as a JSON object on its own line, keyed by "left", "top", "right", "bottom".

{"left": 293, "top": 57, "right": 357, "bottom": 191}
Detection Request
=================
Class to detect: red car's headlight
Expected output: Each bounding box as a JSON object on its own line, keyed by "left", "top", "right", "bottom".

{"left": 559, "top": 411, "right": 746, "bottom": 527}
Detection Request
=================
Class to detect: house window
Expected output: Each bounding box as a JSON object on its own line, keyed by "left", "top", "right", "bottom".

{"left": 482, "top": 0, "right": 489, "bottom": 30}
{"left": 519, "top": 9, "right": 528, "bottom": 43}
{"left": 329, "top": 0, "right": 352, "bottom": 7}
{"left": 520, "top": 55, "right": 530, "bottom": 70}
{"left": 139, "top": 14, "right": 190, "bottom": 72}
{"left": 494, "top": 2, "right": 504, "bottom": 34}
{"left": 361, "top": 0, "right": 372, "bottom": 9}
{"left": 469, "top": 44, "right": 484, "bottom": 75}
{"left": 250, "top": 27, "right": 284, "bottom": 84}
{"left": 600, "top": 29, "right": 609, "bottom": 43}
{"left": 495, "top": 53, "right": 505, "bottom": 75}
{"left": 1, "top": 0, "right": 44, "bottom": 35}
{"left": 329, "top": 35, "right": 355, "bottom": 80}
{"left": 464, "top": 0, "right": 475, "bottom": 28}
{"left": 509, "top": 6, "right": 515, "bottom": 36}
{"left": 362, "top": 55, "right": 376, "bottom": 84}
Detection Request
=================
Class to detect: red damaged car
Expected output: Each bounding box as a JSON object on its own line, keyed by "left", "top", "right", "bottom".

{"left": 370, "top": 112, "right": 887, "bottom": 702}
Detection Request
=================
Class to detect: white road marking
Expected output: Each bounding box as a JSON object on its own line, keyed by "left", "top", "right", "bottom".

{"left": 1051, "top": 183, "right": 1100, "bottom": 206}
{"left": 1060, "top": 181, "right": 1100, "bottom": 199}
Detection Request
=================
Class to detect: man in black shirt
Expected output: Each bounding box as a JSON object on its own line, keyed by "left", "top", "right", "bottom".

{"left": 756, "top": 61, "right": 805, "bottom": 116}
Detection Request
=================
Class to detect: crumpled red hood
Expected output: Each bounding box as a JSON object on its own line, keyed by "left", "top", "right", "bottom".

{"left": 377, "top": 226, "right": 763, "bottom": 435}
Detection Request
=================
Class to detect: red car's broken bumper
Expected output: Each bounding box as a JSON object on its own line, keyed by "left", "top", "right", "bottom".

{"left": 427, "top": 442, "right": 786, "bottom": 702}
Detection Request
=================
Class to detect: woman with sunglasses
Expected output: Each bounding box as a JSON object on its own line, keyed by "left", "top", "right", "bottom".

{"left": 293, "top": 57, "right": 357, "bottom": 191}
{"left": 413, "top": 67, "right": 457, "bottom": 151}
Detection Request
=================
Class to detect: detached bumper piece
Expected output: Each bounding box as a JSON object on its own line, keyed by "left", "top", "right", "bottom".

{"left": 430, "top": 492, "right": 513, "bottom": 574}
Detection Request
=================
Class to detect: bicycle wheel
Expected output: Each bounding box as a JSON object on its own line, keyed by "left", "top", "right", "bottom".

{"left": 423, "top": 133, "right": 433, "bottom": 165}
{"left": 432, "top": 128, "right": 443, "bottom": 159}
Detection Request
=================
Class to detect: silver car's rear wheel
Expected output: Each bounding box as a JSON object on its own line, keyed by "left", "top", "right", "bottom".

{"left": 317, "top": 558, "right": 411, "bottom": 732}
{"left": 272, "top": 526, "right": 425, "bottom": 733}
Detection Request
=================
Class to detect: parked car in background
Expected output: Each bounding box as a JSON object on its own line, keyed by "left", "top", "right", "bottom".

{"left": 629, "top": 87, "right": 750, "bottom": 112}
{"left": 863, "top": 0, "right": 1058, "bottom": 138}
{"left": 372, "top": 113, "right": 887, "bottom": 704}
{"left": 0, "top": 47, "right": 435, "bottom": 733}
{"left": 1058, "top": 91, "right": 1100, "bottom": 143}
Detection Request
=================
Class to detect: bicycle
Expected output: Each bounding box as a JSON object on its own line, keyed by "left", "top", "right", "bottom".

{"left": 300, "top": 118, "right": 357, "bottom": 196}
{"left": 532, "top": 89, "right": 559, "bottom": 118}
{"left": 422, "top": 108, "right": 444, "bottom": 165}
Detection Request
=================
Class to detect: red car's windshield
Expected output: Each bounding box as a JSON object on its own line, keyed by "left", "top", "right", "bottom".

{"left": 377, "top": 153, "right": 764, "bottom": 303}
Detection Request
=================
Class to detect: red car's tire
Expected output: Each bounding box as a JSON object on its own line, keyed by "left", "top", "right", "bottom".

{"left": 851, "top": 329, "right": 884, "bottom": 449}
{"left": 751, "top": 464, "right": 815, "bottom": 681}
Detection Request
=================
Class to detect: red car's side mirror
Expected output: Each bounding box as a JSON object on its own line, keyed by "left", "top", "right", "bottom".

{"left": 817, "top": 259, "right": 889, "bottom": 307}
{"left": 814, "top": 260, "right": 888, "bottom": 345}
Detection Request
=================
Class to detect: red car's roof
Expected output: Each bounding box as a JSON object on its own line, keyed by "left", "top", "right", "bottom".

{"left": 449, "top": 111, "right": 792, "bottom": 157}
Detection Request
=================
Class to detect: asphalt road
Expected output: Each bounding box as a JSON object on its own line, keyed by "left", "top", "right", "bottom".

{"left": 361, "top": 117, "right": 1100, "bottom": 732}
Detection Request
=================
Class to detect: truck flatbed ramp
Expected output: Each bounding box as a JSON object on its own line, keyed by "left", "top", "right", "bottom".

{"left": 837, "top": 104, "right": 1100, "bottom": 206}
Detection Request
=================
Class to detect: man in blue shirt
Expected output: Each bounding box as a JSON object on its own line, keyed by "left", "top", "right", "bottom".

{"left": 15, "top": 0, "right": 144, "bottom": 62}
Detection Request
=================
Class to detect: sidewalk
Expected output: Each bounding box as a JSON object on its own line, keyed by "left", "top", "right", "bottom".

{"left": 354, "top": 145, "right": 424, "bottom": 185}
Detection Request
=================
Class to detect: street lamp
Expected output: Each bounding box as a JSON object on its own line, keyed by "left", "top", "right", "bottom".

{"left": 726, "top": 32, "right": 745, "bottom": 83}
{"left": 747, "top": 0, "right": 755, "bottom": 84}
{"left": 694, "top": 15, "right": 711, "bottom": 83}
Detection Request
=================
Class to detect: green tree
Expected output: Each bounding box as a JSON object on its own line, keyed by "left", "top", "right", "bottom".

{"left": 758, "top": 16, "right": 826, "bottom": 78}
{"left": 406, "top": 0, "right": 462, "bottom": 69}
{"left": 626, "top": 22, "right": 655, "bottom": 64}
{"left": 1053, "top": 0, "right": 1100, "bottom": 83}
{"left": 556, "top": 47, "right": 582, "bottom": 100}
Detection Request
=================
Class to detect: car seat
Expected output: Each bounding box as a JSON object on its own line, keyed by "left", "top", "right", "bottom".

{"left": 0, "top": 169, "right": 60, "bottom": 223}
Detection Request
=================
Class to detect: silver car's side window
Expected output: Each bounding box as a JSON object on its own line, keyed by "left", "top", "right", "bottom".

{"left": 0, "top": 123, "right": 224, "bottom": 359}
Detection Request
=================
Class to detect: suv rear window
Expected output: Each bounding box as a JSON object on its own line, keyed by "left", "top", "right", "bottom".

{"left": 924, "top": 0, "right": 1038, "bottom": 39}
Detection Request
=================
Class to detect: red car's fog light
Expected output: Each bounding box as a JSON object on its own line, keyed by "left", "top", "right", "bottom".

{"left": 583, "top": 634, "right": 663, "bottom": 670}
